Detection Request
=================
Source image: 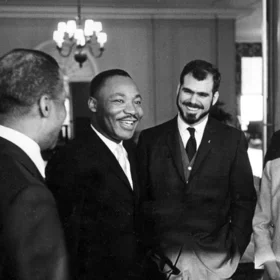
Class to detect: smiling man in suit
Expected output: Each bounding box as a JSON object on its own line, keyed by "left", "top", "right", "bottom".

{"left": 0, "top": 49, "right": 69, "bottom": 280}
{"left": 46, "top": 69, "right": 144, "bottom": 280}
{"left": 137, "top": 60, "right": 257, "bottom": 280}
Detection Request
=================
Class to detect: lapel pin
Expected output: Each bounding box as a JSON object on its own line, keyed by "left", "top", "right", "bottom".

{"left": 208, "top": 140, "right": 211, "bottom": 143}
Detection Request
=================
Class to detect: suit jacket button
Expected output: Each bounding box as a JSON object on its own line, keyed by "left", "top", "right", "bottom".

{"left": 188, "top": 166, "right": 192, "bottom": 170}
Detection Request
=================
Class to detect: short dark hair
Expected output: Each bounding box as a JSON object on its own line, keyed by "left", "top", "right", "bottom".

{"left": 90, "top": 69, "right": 131, "bottom": 98}
{"left": 179, "top": 60, "right": 221, "bottom": 93}
{"left": 0, "top": 48, "right": 63, "bottom": 115}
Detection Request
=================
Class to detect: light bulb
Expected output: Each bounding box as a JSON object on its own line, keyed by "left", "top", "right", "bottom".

{"left": 97, "top": 32, "right": 107, "bottom": 47}
{"left": 53, "top": 30, "right": 64, "bottom": 47}
{"left": 74, "top": 29, "right": 86, "bottom": 46}
{"left": 93, "top": 21, "right": 102, "bottom": 33}
{"left": 57, "top": 22, "right": 67, "bottom": 33}
{"left": 84, "top": 19, "right": 94, "bottom": 37}
{"left": 66, "top": 20, "right": 77, "bottom": 38}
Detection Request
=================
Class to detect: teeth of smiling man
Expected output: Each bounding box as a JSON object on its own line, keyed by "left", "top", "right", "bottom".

{"left": 187, "top": 106, "right": 199, "bottom": 111}
{"left": 122, "top": 120, "right": 135, "bottom": 125}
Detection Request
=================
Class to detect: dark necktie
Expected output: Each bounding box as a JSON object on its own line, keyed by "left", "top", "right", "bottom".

{"left": 186, "top": 127, "right": 196, "bottom": 161}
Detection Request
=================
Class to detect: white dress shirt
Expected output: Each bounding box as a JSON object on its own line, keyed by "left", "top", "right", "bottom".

{"left": 0, "top": 125, "right": 46, "bottom": 178}
{"left": 177, "top": 114, "right": 208, "bottom": 150}
{"left": 91, "top": 125, "right": 133, "bottom": 189}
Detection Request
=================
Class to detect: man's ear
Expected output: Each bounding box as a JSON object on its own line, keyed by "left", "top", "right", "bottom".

{"left": 88, "top": 97, "right": 98, "bottom": 113}
{"left": 212, "top": 91, "right": 219, "bottom": 106}
{"left": 38, "top": 95, "right": 51, "bottom": 117}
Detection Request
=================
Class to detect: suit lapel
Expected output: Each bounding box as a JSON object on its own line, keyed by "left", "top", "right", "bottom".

{"left": 190, "top": 118, "right": 216, "bottom": 178}
{"left": 166, "top": 118, "right": 186, "bottom": 183}
{"left": 87, "top": 129, "right": 133, "bottom": 192}
{"left": 0, "top": 137, "right": 45, "bottom": 183}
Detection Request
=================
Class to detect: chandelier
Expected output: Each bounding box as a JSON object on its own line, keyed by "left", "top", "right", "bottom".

{"left": 52, "top": 0, "right": 107, "bottom": 67}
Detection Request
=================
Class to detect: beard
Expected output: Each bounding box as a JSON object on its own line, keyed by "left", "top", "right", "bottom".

{"left": 177, "top": 95, "right": 213, "bottom": 125}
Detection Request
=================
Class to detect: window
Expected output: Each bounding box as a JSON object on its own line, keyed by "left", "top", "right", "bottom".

{"left": 239, "top": 55, "right": 263, "bottom": 178}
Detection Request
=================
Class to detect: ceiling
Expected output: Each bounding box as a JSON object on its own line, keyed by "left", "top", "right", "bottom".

{"left": 0, "top": 0, "right": 262, "bottom": 42}
{"left": 1, "top": 0, "right": 260, "bottom": 9}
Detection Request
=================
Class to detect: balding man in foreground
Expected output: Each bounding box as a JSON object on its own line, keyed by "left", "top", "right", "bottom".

{"left": 0, "top": 49, "right": 69, "bottom": 280}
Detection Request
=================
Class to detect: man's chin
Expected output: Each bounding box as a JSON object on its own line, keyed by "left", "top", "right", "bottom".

{"left": 114, "top": 130, "right": 136, "bottom": 141}
{"left": 182, "top": 114, "right": 198, "bottom": 125}
{"left": 182, "top": 110, "right": 210, "bottom": 125}
{"left": 122, "top": 131, "right": 135, "bottom": 140}
{"left": 48, "top": 134, "right": 60, "bottom": 150}
{"left": 48, "top": 140, "right": 58, "bottom": 151}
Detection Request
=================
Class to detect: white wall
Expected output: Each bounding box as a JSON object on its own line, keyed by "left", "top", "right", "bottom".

{"left": 0, "top": 16, "right": 236, "bottom": 130}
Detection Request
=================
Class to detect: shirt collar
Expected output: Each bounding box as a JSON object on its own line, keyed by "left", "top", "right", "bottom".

{"left": 0, "top": 125, "right": 46, "bottom": 178}
{"left": 91, "top": 125, "right": 124, "bottom": 156}
{"left": 177, "top": 113, "right": 208, "bottom": 135}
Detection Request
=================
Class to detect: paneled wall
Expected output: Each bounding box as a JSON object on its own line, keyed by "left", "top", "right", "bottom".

{"left": 0, "top": 16, "right": 235, "bottom": 131}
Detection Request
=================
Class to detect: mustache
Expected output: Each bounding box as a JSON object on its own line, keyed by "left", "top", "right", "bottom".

{"left": 183, "top": 102, "right": 204, "bottom": 110}
{"left": 119, "top": 115, "right": 139, "bottom": 121}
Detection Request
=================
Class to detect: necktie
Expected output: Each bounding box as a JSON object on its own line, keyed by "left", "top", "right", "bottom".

{"left": 186, "top": 127, "right": 197, "bottom": 161}
{"left": 115, "top": 144, "right": 133, "bottom": 188}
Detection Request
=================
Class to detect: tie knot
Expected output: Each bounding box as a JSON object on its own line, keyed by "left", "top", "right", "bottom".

{"left": 187, "top": 127, "right": 195, "bottom": 137}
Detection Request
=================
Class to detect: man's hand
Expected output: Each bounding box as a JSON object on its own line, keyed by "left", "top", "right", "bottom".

{"left": 264, "top": 260, "right": 280, "bottom": 280}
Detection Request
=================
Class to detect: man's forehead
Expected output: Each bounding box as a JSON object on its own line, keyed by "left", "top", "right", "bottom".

{"left": 101, "top": 76, "right": 139, "bottom": 93}
{"left": 104, "top": 75, "right": 133, "bottom": 86}
{"left": 181, "top": 74, "right": 214, "bottom": 94}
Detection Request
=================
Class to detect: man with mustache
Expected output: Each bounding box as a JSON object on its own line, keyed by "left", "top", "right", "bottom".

{"left": 137, "top": 60, "right": 256, "bottom": 279}
{"left": 46, "top": 69, "right": 145, "bottom": 280}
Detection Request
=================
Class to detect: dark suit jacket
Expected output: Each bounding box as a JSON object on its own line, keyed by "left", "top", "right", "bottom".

{"left": 137, "top": 117, "right": 257, "bottom": 277}
{"left": 0, "top": 137, "right": 69, "bottom": 280}
{"left": 46, "top": 127, "right": 145, "bottom": 280}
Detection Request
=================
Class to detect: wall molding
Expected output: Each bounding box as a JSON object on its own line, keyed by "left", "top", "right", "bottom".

{"left": 0, "top": 5, "right": 253, "bottom": 20}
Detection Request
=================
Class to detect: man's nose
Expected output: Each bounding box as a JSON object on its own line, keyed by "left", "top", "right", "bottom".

{"left": 189, "top": 93, "right": 198, "bottom": 103}
{"left": 124, "top": 101, "right": 137, "bottom": 114}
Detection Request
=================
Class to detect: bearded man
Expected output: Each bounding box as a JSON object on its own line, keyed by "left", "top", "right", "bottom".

{"left": 137, "top": 59, "right": 257, "bottom": 280}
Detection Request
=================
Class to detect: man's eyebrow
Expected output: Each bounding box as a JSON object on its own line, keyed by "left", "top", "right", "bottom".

{"left": 197, "top": 91, "right": 210, "bottom": 95}
{"left": 182, "top": 87, "right": 210, "bottom": 95}
{"left": 182, "top": 87, "right": 194, "bottom": 93}
{"left": 110, "top": 93, "right": 125, "bottom": 97}
{"left": 109, "top": 93, "right": 142, "bottom": 99}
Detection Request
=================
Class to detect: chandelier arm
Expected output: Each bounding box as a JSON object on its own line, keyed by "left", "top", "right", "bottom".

{"left": 88, "top": 45, "right": 105, "bottom": 58}
{"left": 57, "top": 42, "right": 76, "bottom": 57}
{"left": 88, "top": 39, "right": 99, "bottom": 46}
